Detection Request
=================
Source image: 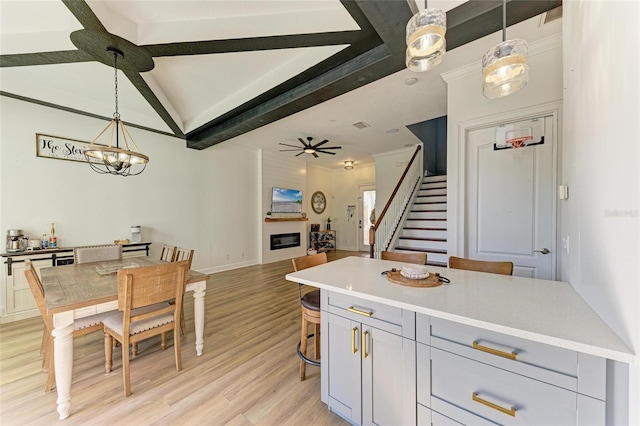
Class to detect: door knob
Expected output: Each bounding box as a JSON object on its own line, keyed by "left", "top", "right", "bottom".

{"left": 534, "top": 248, "right": 550, "bottom": 254}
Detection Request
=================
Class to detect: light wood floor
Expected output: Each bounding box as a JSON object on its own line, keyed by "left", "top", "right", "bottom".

{"left": 0, "top": 251, "right": 363, "bottom": 425}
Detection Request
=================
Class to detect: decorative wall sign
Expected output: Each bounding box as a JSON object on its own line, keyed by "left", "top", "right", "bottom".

{"left": 36, "top": 133, "right": 102, "bottom": 163}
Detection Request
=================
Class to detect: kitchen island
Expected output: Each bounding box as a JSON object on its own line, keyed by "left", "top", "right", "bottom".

{"left": 286, "top": 256, "right": 634, "bottom": 425}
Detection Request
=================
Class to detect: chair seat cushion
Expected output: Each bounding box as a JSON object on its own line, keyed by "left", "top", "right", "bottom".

{"left": 75, "top": 311, "right": 116, "bottom": 331}
{"left": 301, "top": 289, "right": 320, "bottom": 311}
{"left": 103, "top": 304, "right": 174, "bottom": 337}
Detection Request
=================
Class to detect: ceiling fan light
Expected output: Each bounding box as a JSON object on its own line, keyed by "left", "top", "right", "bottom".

{"left": 344, "top": 161, "right": 354, "bottom": 170}
{"left": 482, "top": 39, "right": 529, "bottom": 98}
{"left": 304, "top": 148, "right": 316, "bottom": 154}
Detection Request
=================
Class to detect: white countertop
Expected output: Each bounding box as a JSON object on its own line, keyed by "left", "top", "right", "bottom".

{"left": 286, "top": 256, "right": 634, "bottom": 363}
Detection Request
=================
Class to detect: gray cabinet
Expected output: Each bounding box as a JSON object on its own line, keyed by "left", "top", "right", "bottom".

{"left": 321, "top": 290, "right": 416, "bottom": 426}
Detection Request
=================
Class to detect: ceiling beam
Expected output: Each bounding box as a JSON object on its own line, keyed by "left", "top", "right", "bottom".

{"left": 186, "top": 0, "right": 561, "bottom": 150}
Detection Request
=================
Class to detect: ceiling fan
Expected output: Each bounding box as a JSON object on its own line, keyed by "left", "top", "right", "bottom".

{"left": 279, "top": 137, "right": 342, "bottom": 158}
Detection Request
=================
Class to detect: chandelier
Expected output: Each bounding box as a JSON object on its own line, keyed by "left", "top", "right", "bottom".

{"left": 84, "top": 48, "right": 149, "bottom": 176}
{"left": 482, "top": 0, "right": 529, "bottom": 98}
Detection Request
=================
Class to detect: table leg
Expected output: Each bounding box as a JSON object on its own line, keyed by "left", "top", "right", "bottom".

{"left": 52, "top": 311, "right": 74, "bottom": 420}
{"left": 191, "top": 281, "right": 206, "bottom": 356}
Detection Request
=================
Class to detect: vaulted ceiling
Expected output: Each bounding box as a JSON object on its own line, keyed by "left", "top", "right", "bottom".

{"left": 1, "top": 0, "right": 562, "bottom": 167}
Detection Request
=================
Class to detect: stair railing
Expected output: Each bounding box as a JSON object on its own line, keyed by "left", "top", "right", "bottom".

{"left": 369, "top": 145, "right": 423, "bottom": 258}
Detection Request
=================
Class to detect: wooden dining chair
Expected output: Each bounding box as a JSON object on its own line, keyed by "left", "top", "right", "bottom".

{"left": 160, "top": 244, "right": 177, "bottom": 262}
{"left": 73, "top": 244, "right": 122, "bottom": 264}
{"left": 173, "top": 247, "right": 194, "bottom": 336}
{"left": 24, "top": 259, "right": 113, "bottom": 392}
{"left": 381, "top": 251, "right": 427, "bottom": 265}
{"left": 103, "top": 260, "right": 190, "bottom": 397}
{"left": 291, "top": 252, "right": 327, "bottom": 381}
{"left": 448, "top": 256, "right": 514, "bottom": 276}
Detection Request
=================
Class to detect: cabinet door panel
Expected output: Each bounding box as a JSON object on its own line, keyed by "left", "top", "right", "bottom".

{"left": 326, "top": 313, "right": 361, "bottom": 424}
{"left": 362, "top": 326, "right": 416, "bottom": 426}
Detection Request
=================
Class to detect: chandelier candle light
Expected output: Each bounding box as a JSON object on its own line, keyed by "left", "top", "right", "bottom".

{"left": 84, "top": 48, "right": 149, "bottom": 176}
{"left": 482, "top": 0, "right": 530, "bottom": 98}
{"left": 405, "top": 2, "right": 446, "bottom": 72}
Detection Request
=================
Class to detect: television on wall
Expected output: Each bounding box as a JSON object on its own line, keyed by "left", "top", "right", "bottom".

{"left": 271, "top": 187, "right": 303, "bottom": 213}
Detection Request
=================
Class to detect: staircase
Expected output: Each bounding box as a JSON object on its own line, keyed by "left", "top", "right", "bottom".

{"left": 392, "top": 174, "right": 447, "bottom": 267}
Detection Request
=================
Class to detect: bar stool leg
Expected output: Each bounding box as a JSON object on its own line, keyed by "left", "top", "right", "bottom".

{"left": 299, "top": 314, "right": 308, "bottom": 381}
{"left": 314, "top": 323, "right": 320, "bottom": 359}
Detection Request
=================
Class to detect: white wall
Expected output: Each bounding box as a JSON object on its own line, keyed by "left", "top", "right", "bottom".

{"left": 330, "top": 163, "right": 375, "bottom": 251}
{"left": 260, "top": 150, "right": 307, "bottom": 263}
{"left": 373, "top": 145, "right": 421, "bottom": 216}
{"left": 561, "top": 1, "right": 640, "bottom": 424}
{"left": 306, "top": 164, "right": 333, "bottom": 230}
{"left": 443, "top": 34, "right": 563, "bottom": 257}
{"left": 0, "top": 97, "right": 260, "bottom": 281}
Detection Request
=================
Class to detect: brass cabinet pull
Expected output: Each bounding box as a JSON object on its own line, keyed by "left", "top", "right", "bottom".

{"left": 362, "top": 331, "right": 369, "bottom": 359}
{"left": 472, "top": 392, "right": 516, "bottom": 417}
{"left": 351, "top": 327, "right": 358, "bottom": 354}
{"left": 472, "top": 341, "right": 517, "bottom": 360}
{"left": 348, "top": 306, "right": 373, "bottom": 317}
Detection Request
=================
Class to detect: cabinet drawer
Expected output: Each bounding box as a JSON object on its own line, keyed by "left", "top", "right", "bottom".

{"left": 323, "top": 290, "right": 414, "bottom": 338}
{"left": 431, "top": 347, "right": 577, "bottom": 425}
{"left": 430, "top": 317, "right": 578, "bottom": 390}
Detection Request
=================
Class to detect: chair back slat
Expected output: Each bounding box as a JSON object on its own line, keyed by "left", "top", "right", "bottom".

{"left": 174, "top": 247, "right": 194, "bottom": 268}
{"left": 448, "top": 256, "right": 513, "bottom": 276}
{"left": 160, "top": 245, "right": 177, "bottom": 262}
{"left": 74, "top": 244, "right": 122, "bottom": 264}
{"left": 381, "top": 251, "right": 427, "bottom": 265}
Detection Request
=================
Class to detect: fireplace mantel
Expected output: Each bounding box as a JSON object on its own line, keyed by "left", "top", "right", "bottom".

{"left": 264, "top": 218, "right": 308, "bottom": 222}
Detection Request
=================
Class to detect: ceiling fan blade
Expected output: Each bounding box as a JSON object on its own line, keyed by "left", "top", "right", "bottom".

{"left": 297, "top": 138, "right": 308, "bottom": 147}
{"left": 312, "top": 139, "right": 329, "bottom": 149}
{"left": 279, "top": 143, "right": 302, "bottom": 148}
{"left": 318, "top": 146, "right": 342, "bottom": 150}
{"left": 317, "top": 150, "right": 336, "bottom": 155}
{"left": 279, "top": 149, "right": 302, "bottom": 152}
{"left": 312, "top": 152, "right": 319, "bottom": 158}
{"left": 295, "top": 152, "right": 304, "bottom": 156}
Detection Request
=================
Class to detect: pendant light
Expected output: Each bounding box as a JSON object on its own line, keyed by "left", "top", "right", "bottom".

{"left": 482, "top": 0, "right": 529, "bottom": 98}
{"left": 84, "top": 48, "right": 149, "bottom": 176}
{"left": 406, "top": 2, "right": 446, "bottom": 72}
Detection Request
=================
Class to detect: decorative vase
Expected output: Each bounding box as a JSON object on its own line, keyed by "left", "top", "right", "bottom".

{"left": 327, "top": 224, "right": 331, "bottom": 230}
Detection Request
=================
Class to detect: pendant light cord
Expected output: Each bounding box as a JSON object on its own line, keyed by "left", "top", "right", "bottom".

{"left": 502, "top": 0, "right": 507, "bottom": 42}
{"left": 113, "top": 51, "right": 120, "bottom": 148}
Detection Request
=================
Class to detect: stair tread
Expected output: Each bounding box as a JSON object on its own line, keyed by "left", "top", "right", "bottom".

{"left": 403, "top": 227, "right": 447, "bottom": 231}
{"left": 411, "top": 209, "right": 446, "bottom": 213}
{"left": 414, "top": 201, "right": 447, "bottom": 204}
{"left": 399, "top": 236, "right": 447, "bottom": 242}
{"left": 395, "top": 246, "right": 448, "bottom": 254}
{"left": 407, "top": 218, "right": 446, "bottom": 221}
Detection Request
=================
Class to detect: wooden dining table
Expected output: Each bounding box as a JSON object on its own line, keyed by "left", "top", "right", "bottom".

{"left": 40, "top": 257, "right": 210, "bottom": 420}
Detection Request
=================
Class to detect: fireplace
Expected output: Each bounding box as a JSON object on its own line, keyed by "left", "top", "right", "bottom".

{"left": 270, "top": 232, "right": 301, "bottom": 250}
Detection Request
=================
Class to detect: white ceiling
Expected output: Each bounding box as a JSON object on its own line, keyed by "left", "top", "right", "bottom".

{"left": 0, "top": 0, "right": 562, "bottom": 169}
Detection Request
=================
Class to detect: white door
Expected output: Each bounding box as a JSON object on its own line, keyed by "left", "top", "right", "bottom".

{"left": 466, "top": 116, "right": 556, "bottom": 279}
{"left": 357, "top": 185, "right": 376, "bottom": 252}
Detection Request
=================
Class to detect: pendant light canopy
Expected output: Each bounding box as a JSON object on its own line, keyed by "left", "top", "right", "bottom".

{"left": 84, "top": 48, "right": 149, "bottom": 176}
{"left": 482, "top": 0, "right": 529, "bottom": 98}
{"left": 406, "top": 6, "right": 446, "bottom": 72}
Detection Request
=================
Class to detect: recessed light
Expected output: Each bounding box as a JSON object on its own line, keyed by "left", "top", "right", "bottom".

{"left": 405, "top": 77, "right": 418, "bottom": 86}
{"left": 386, "top": 128, "right": 399, "bottom": 134}
{"left": 344, "top": 161, "right": 354, "bottom": 170}
{"left": 352, "top": 121, "right": 370, "bottom": 129}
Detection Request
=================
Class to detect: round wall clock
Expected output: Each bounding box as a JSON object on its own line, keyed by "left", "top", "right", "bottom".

{"left": 311, "top": 191, "right": 326, "bottom": 214}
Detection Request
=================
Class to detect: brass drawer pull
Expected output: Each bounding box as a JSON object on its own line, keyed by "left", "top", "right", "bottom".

{"left": 351, "top": 327, "right": 358, "bottom": 354}
{"left": 362, "top": 331, "right": 369, "bottom": 359}
{"left": 348, "top": 306, "right": 373, "bottom": 317}
{"left": 472, "top": 341, "right": 517, "bottom": 360}
{"left": 472, "top": 392, "right": 516, "bottom": 417}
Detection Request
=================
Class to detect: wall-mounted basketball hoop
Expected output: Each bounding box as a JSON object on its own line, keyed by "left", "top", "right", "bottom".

{"left": 494, "top": 122, "right": 544, "bottom": 150}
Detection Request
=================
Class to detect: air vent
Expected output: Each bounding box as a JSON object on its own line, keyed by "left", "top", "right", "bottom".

{"left": 352, "top": 121, "right": 370, "bottom": 129}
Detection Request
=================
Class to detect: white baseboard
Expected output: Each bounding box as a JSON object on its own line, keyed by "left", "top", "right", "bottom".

{"left": 199, "top": 259, "right": 259, "bottom": 275}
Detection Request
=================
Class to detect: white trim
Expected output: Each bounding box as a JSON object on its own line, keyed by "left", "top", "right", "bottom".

{"left": 200, "top": 260, "right": 259, "bottom": 275}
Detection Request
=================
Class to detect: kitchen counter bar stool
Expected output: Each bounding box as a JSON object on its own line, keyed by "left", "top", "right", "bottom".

{"left": 291, "top": 252, "right": 327, "bottom": 380}
{"left": 381, "top": 251, "right": 427, "bottom": 265}
{"left": 448, "top": 256, "right": 513, "bottom": 275}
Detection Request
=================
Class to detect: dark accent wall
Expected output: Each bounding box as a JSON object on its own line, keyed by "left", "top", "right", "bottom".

{"left": 407, "top": 116, "right": 447, "bottom": 176}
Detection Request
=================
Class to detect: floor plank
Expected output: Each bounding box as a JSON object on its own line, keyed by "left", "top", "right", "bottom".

{"left": 0, "top": 251, "right": 361, "bottom": 425}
